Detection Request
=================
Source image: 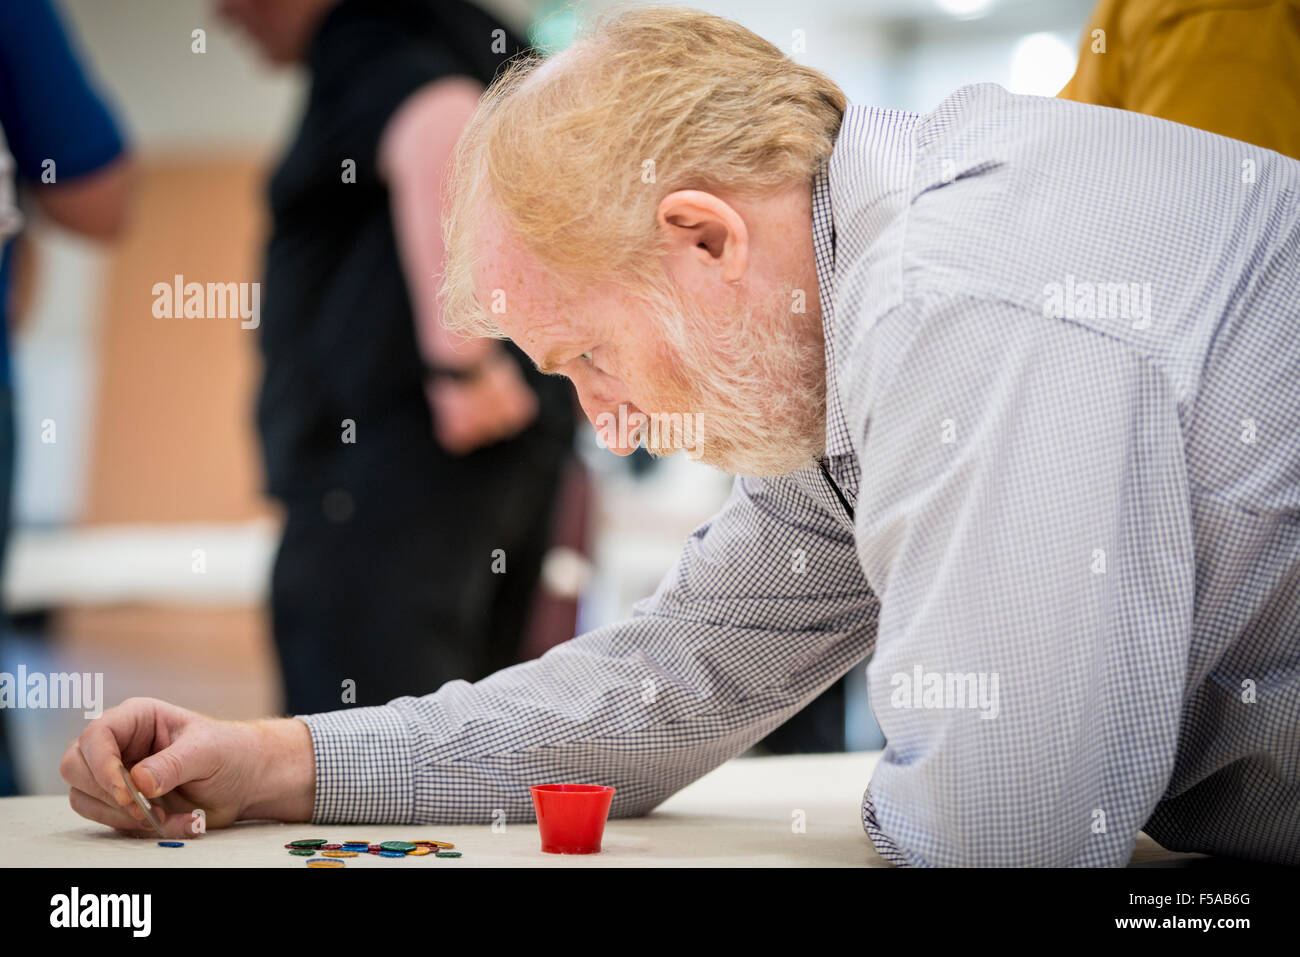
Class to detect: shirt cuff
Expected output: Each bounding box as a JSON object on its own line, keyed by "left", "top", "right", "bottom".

{"left": 861, "top": 785, "right": 910, "bottom": 866}
{"left": 298, "top": 705, "right": 414, "bottom": 824}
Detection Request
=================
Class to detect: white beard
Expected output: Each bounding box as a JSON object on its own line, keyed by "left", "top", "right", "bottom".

{"left": 646, "top": 280, "right": 827, "bottom": 476}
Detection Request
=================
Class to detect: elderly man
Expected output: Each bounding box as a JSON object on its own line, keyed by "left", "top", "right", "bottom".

{"left": 63, "top": 8, "right": 1298, "bottom": 866}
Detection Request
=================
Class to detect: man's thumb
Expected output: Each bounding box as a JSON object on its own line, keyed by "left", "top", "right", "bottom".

{"left": 132, "top": 741, "right": 198, "bottom": 799}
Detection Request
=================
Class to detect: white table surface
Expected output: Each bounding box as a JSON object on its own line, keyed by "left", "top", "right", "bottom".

{"left": 0, "top": 751, "right": 1204, "bottom": 867}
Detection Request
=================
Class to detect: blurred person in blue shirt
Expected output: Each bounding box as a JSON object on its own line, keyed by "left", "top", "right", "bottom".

{"left": 0, "top": 0, "right": 132, "bottom": 795}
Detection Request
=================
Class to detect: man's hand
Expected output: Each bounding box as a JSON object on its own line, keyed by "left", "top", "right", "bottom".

{"left": 60, "top": 697, "right": 315, "bottom": 838}
{"left": 427, "top": 347, "right": 539, "bottom": 455}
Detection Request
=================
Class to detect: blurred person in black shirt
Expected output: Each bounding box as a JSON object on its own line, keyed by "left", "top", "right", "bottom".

{"left": 216, "top": 0, "right": 575, "bottom": 714}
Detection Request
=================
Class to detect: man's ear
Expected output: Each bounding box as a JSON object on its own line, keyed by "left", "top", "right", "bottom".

{"left": 655, "top": 190, "right": 749, "bottom": 283}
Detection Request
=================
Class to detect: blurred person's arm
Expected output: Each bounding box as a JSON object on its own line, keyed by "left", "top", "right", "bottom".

{"left": 0, "top": 0, "right": 132, "bottom": 240}
{"left": 378, "top": 77, "right": 486, "bottom": 374}
{"left": 31, "top": 154, "right": 133, "bottom": 240}
{"left": 379, "top": 77, "right": 537, "bottom": 455}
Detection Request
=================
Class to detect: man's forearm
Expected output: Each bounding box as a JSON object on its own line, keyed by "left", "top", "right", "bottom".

{"left": 298, "top": 475, "right": 877, "bottom": 826}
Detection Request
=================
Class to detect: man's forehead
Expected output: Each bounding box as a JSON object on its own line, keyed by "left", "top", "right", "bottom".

{"left": 472, "top": 215, "right": 585, "bottom": 359}
{"left": 475, "top": 214, "right": 555, "bottom": 295}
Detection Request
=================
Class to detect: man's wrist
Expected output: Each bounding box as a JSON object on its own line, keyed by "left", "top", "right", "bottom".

{"left": 240, "top": 718, "right": 316, "bottom": 822}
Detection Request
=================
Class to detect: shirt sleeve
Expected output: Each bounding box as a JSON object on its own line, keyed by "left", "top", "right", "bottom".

{"left": 0, "top": 0, "right": 127, "bottom": 182}
{"left": 848, "top": 294, "right": 1195, "bottom": 866}
{"left": 300, "top": 468, "right": 879, "bottom": 825}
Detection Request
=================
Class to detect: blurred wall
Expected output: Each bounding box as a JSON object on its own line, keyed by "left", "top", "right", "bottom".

{"left": 84, "top": 155, "right": 271, "bottom": 523}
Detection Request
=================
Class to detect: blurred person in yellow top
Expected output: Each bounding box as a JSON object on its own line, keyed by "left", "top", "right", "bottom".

{"left": 1059, "top": 0, "right": 1300, "bottom": 159}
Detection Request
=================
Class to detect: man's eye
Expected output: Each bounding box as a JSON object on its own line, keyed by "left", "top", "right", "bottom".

{"left": 580, "top": 352, "right": 593, "bottom": 362}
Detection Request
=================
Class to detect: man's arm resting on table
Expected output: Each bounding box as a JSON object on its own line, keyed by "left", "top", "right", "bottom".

{"left": 297, "top": 470, "right": 879, "bottom": 826}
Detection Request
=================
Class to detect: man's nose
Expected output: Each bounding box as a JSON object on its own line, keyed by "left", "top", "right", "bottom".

{"left": 576, "top": 389, "right": 644, "bottom": 457}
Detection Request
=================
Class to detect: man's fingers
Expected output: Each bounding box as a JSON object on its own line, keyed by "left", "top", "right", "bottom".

{"left": 70, "top": 787, "right": 190, "bottom": 838}
{"left": 60, "top": 738, "right": 142, "bottom": 821}
{"left": 70, "top": 781, "right": 204, "bottom": 841}
{"left": 78, "top": 719, "right": 139, "bottom": 808}
{"left": 74, "top": 698, "right": 168, "bottom": 806}
{"left": 68, "top": 786, "right": 157, "bottom": 833}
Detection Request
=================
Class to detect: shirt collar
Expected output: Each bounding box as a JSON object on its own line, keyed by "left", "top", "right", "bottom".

{"left": 810, "top": 164, "right": 852, "bottom": 458}
{"left": 813, "top": 104, "right": 922, "bottom": 459}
